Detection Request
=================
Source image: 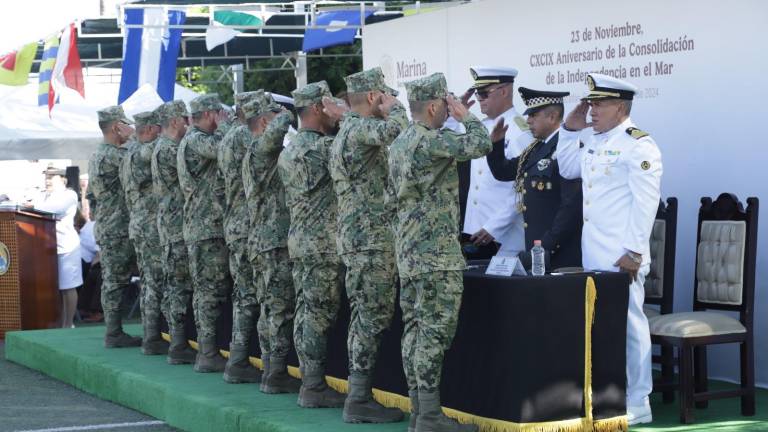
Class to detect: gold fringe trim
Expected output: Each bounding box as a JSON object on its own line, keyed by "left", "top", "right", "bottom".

{"left": 593, "top": 416, "right": 628, "bottom": 432}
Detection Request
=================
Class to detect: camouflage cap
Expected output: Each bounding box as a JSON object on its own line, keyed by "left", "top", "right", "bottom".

{"left": 344, "top": 67, "right": 399, "bottom": 96}
{"left": 189, "top": 93, "right": 223, "bottom": 115}
{"left": 97, "top": 105, "right": 133, "bottom": 125}
{"left": 133, "top": 111, "right": 159, "bottom": 127}
{"left": 242, "top": 92, "right": 283, "bottom": 120}
{"left": 234, "top": 90, "right": 263, "bottom": 107}
{"left": 156, "top": 100, "right": 189, "bottom": 123}
{"left": 405, "top": 73, "right": 448, "bottom": 102}
{"left": 291, "top": 81, "right": 332, "bottom": 108}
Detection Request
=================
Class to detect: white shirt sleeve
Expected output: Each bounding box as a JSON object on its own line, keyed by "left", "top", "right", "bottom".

{"left": 556, "top": 127, "right": 584, "bottom": 179}
{"left": 35, "top": 189, "right": 78, "bottom": 220}
{"left": 622, "top": 138, "right": 663, "bottom": 254}
{"left": 481, "top": 199, "right": 521, "bottom": 239}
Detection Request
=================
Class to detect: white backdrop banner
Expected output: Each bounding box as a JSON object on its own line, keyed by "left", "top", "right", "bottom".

{"left": 363, "top": 0, "right": 768, "bottom": 387}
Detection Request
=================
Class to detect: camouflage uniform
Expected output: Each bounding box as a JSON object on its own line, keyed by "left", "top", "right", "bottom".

{"left": 87, "top": 106, "right": 136, "bottom": 334}
{"left": 152, "top": 101, "right": 193, "bottom": 335}
{"left": 177, "top": 94, "right": 233, "bottom": 340}
{"left": 217, "top": 91, "right": 262, "bottom": 348}
{"left": 277, "top": 81, "right": 343, "bottom": 373}
{"left": 389, "top": 74, "right": 492, "bottom": 394}
{"left": 330, "top": 68, "right": 409, "bottom": 376}
{"left": 241, "top": 95, "right": 294, "bottom": 358}
{"left": 121, "top": 111, "right": 168, "bottom": 337}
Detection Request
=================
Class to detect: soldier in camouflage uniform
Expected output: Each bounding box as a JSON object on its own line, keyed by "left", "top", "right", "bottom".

{"left": 326, "top": 67, "right": 408, "bottom": 424}
{"left": 277, "top": 81, "right": 347, "bottom": 408}
{"left": 152, "top": 100, "right": 197, "bottom": 365}
{"left": 119, "top": 110, "right": 169, "bottom": 355}
{"left": 87, "top": 106, "right": 141, "bottom": 348}
{"left": 177, "top": 94, "right": 234, "bottom": 373}
{"left": 241, "top": 94, "right": 300, "bottom": 394}
{"left": 218, "top": 91, "right": 263, "bottom": 384}
{"left": 389, "top": 73, "right": 497, "bottom": 432}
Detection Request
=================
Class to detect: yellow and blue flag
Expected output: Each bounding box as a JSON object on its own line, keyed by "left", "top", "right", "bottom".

{"left": 38, "top": 35, "right": 60, "bottom": 110}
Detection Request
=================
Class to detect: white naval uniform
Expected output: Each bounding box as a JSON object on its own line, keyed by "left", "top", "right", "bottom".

{"left": 36, "top": 188, "right": 83, "bottom": 290}
{"left": 557, "top": 117, "right": 662, "bottom": 406}
{"left": 462, "top": 106, "right": 533, "bottom": 255}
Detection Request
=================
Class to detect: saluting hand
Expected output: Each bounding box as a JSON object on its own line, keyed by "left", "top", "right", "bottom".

{"left": 322, "top": 96, "right": 349, "bottom": 122}
{"left": 460, "top": 88, "right": 476, "bottom": 109}
{"left": 446, "top": 94, "right": 470, "bottom": 122}
{"left": 564, "top": 101, "right": 592, "bottom": 131}
{"left": 490, "top": 118, "right": 508, "bottom": 142}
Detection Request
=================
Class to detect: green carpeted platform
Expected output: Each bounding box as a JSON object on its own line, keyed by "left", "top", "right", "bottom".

{"left": 5, "top": 325, "right": 767, "bottom": 432}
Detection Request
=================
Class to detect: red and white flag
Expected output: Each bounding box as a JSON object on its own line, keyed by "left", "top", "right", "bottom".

{"left": 51, "top": 23, "right": 85, "bottom": 108}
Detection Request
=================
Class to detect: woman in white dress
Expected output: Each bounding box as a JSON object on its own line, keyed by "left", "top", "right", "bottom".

{"left": 33, "top": 172, "right": 83, "bottom": 328}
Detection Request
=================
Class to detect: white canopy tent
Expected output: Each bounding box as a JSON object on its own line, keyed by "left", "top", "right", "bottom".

{"left": 0, "top": 68, "right": 200, "bottom": 160}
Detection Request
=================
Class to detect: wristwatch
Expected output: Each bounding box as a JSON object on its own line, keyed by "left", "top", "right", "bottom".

{"left": 627, "top": 251, "right": 642, "bottom": 264}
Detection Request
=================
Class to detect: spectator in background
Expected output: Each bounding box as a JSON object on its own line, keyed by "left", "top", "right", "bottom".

{"left": 29, "top": 170, "right": 83, "bottom": 328}
{"left": 78, "top": 216, "right": 103, "bottom": 322}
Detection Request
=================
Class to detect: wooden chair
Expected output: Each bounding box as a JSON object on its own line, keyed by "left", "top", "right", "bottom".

{"left": 643, "top": 197, "right": 678, "bottom": 403}
{"left": 649, "top": 193, "right": 757, "bottom": 423}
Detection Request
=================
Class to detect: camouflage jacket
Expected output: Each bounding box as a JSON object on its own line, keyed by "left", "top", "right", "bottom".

{"left": 388, "top": 114, "right": 491, "bottom": 278}
{"left": 277, "top": 128, "right": 338, "bottom": 259}
{"left": 151, "top": 135, "right": 185, "bottom": 245}
{"left": 120, "top": 139, "right": 159, "bottom": 241}
{"left": 217, "top": 123, "right": 250, "bottom": 245}
{"left": 177, "top": 122, "right": 232, "bottom": 243}
{"left": 87, "top": 142, "right": 130, "bottom": 242}
{"left": 243, "top": 112, "right": 292, "bottom": 254}
{"left": 330, "top": 106, "right": 408, "bottom": 255}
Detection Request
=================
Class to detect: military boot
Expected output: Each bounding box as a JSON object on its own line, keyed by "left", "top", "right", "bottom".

{"left": 141, "top": 323, "right": 169, "bottom": 355}
{"left": 343, "top": 373, "right": 404, "bottom": 423}
{"left": 104, "top": 315, "right": 142, "bottom": 348}
{"left": 408, "top": 389, "right": 419, "bottom": 432}
{"left": 416, "top": 391, "right": 478, "bottom": 432}
{"left": 261, "top": 355, "right": 302, "bottom": 394}
{"left": 297, "top": 365, "right": 346, "bottom": 408}
{"left": 167, "top": 328, "right": 196, "bottom": 365}
{"left": 193, "top": 336, "right": 226, "bottom": 373}
{"left": 223, "top": 343, "right": 261, "bottom": 383}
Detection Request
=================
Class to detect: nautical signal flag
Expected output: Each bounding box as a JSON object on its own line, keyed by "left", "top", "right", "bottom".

{"left": 119, "top": 7, "right": 186, "bottom": 103}
{"left": 0, "top": 42, "right": 38, "bottom": 86}
{"left": 37, "top": 23, "right": 85, "bottom": 115}
{"left": 302, "top": 9, "right": 373, "bottom": 52}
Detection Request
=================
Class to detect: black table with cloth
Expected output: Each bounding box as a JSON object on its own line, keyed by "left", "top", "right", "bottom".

{"left": 173, "top": 267, "right": 630, "bottom": 431}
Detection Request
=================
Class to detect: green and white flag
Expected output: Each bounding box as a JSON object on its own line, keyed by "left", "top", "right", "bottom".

{"left": 205, "top": 10, "right": 274, "bottom": 51}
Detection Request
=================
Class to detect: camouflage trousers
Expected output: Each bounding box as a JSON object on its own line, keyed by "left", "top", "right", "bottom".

{"left": 99, "top": 236, "right": 136, "bottom": 320}
{"left": 163, "top": 240, "right": 193, "bottom": 332}
{"left": 292, "top": 254, "right": 344, "bottom": 371}
{"left": 343, "top": 250, "right": 398, "bottom": 375}
{"left": 230, "top": 238, "right": 258, "bottom": 346}
{"left": 187, "top": 238, "right": 232, "bottom": 339}
{"left": 256, "top": 247, "right": 295, "bottom": 359}
{"left": 133, "top": 237, "right": 168, "bottom": 328}
{"left": 400, "top": 270, "right": 463, "bottom": 393}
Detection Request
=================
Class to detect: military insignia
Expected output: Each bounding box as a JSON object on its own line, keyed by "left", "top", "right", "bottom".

{"left": 604, "top": 150, "right": 621, "bottom": 156}
{"left": 641, "top": 161, "right": 651, "bottom": 170}
{"left": 586, "top": 75, "right": 595, "bottom": 90}
{"left": 546, "top": 182, "right": 552, "bottom": 190}
{"left": 537, "top": 158, "right": 551, "bottom": 171}
{"left": 626, "top": 127, "right": 649, "bottom": 139}
{"left": 0, "top": 242, "right": 9, "bottom": 276}
{"left": 513, "top": 115, "right": 530, "bottom": 131}
{"left": 537, "top": 182, "right": 545, "bottom": 191}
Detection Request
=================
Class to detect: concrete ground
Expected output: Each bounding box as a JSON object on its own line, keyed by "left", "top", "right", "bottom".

{"left": 0, "top": 341, "right": 177, "bottom": 432}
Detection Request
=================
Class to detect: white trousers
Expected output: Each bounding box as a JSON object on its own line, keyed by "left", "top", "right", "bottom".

{"left": 626, "top": 264, "right": 652, "bottom": 406}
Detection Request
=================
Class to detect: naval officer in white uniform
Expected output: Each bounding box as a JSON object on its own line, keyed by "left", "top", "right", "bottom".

{"left": 459, "top": 66, "right": 533, "bottom": 257}
{"left": 556, "top": 73, "right": 662, "bottom": 425}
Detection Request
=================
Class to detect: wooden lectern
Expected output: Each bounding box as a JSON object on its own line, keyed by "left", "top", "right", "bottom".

{"left": 0, "top": 207, "right": 59, "bottom": 339}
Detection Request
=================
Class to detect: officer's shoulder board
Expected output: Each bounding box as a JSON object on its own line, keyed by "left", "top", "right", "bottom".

{"left": 625, "top": 127, "right": 649, "bottom": 140}
{"left": 513, "top": 115, "right": 530, "bottom": 131}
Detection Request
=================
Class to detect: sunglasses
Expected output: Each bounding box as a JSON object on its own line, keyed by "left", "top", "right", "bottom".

{"left": 476, "top": 85, "right": 504, "bottom": 100}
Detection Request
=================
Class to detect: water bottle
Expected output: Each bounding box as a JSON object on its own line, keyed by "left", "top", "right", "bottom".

{"left": 531, "top": 240, "right": 546, "bottom": 276}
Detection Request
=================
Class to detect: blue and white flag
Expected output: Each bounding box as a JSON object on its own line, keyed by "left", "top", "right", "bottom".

{"left": 118, "top": 8, "right": 185, "bottom": 103}
{"left": 302, "top": 10, "right": 372, "bottom": 52}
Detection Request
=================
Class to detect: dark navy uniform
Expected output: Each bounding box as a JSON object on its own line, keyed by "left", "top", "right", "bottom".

{"left": 486, "top": 133, "right": 582, "bottom": 268}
